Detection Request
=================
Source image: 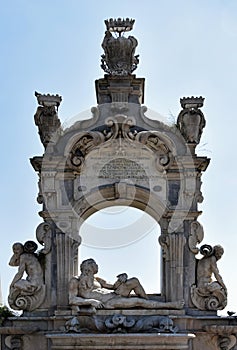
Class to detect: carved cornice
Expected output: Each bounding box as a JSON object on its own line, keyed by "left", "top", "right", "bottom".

{"left": 0, "top": 326, "right": 39, "bottom": 334}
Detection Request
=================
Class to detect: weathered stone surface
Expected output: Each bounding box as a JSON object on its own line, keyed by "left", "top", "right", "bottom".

{"left": 69, "top": 258, "right": 184, "bottom": 311}
{"left": 3, "top": 17, "right": 234, "bottom": 350}
{"left": 101, "top": 18, "right": 139, "bottom": 76}
{"left": 191, "top": 244, "right": 227, "bottom": 311}
{"left": 8, "top": 241, "right": 46, "bottom": 312}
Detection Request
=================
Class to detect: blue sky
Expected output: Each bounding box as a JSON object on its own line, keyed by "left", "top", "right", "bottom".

{"left": 1, "top": 1, "right": 237, "bottom": 314}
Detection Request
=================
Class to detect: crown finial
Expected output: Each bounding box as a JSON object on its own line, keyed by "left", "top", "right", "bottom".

{"left": 104, "top": 18, "right": 135, "bottom": 34}
{"left": 180, "top": 96, "right": 205, "bottom": 109}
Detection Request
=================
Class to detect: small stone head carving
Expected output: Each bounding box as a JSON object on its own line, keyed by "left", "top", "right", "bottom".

{"left": 80, "top": 258, "right": 98, "bottom": 275}
{"left": 213, "top": 245, "right": 224, "bottom": 261}
{"left": 12, "top": 243, "right": 24, "bottom": 256}
{"left": 23, "top": 240, "right": 38, "bottom": 254}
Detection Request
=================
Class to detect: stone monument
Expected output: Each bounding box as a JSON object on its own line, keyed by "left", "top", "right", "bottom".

{"left": 0, "top": 18, "right": 236, "bottom": 350}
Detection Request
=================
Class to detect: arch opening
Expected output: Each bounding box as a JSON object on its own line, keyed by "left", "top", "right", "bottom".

{"left": 79, "top": 206, "right": 161, "bottom": 294}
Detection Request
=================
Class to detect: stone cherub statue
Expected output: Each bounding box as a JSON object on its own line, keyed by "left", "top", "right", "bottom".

{"left": 69, "top": 258, "right": 184, "bottom": 311}
{"left": 8, "top": 241, "right": 46, "bottom": 312}
{"left": 191, "top": 244, "right": 227, "bottom": 310}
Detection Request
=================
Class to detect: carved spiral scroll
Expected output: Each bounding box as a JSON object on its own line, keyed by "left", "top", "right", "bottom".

{"left": 15, "top": 296, "right": 31, "bottom": 310}
{"left": 200, "top": 244, "right": 214, "bottom": 257}
{"left": 191, "top": 284, "right": 227, "bottom": 311}
{"left": 205, "top": 296, "right": 220, "bottom": 310}
{"left": 9, "top": 285, "right": 46, "bottom": 312}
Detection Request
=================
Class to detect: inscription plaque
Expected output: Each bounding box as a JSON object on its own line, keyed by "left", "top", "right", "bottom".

{"left": 99, "top": 158, "right": 147, "bottom": 180}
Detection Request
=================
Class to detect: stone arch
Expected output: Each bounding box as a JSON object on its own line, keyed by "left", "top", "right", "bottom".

{"left": 79, "top": 205, "right": 162, "bottom": 293}
{"left": 70, "top": 181, "right": 171, "bottom": 301}
{"left": 73, "top": 184, "right": 167, "bottom": 228}
{"left": 32, "top": 92, "right": 209, "bottom": 311}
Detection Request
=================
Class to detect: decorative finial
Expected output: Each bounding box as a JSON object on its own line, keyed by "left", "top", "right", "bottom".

{"left": 104, "top": 18, "right": 135, "bottom": 35}
{"left": 177, "top": 96, "right": 206, "bottom": 145}
{"left": 180, "top": 96, "right": 204, "bottom": 109}
{"left": 101, "top": 18, "right": 139, "bottom": 76}
{"left": 35, "top": 91, "right": 62, "bottom": 108}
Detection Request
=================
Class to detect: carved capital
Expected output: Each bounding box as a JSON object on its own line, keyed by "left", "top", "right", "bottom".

{"left": 159, "top": 232, "right": 186, "bottom": 261}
